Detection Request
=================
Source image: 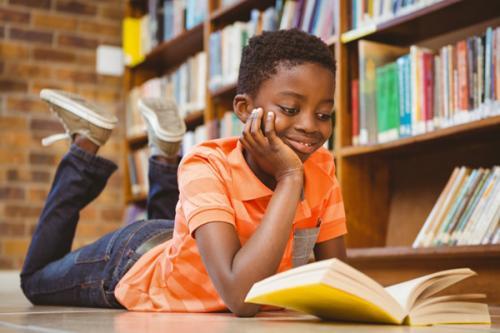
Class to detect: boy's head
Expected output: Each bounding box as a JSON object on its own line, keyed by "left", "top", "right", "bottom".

{"left": 234, "top": 29, "right": 336, "bottom": 162}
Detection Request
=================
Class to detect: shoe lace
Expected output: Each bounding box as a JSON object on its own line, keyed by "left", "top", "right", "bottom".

{"left": 41, "top": 133, "right": 71, "bottom": 146}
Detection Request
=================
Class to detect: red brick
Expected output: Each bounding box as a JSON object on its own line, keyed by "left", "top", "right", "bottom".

{"left": 5, "top": 63, "right": 52, "bottom": 79}
{"left": 58, "top": 33, "right": 98, "bottom": 49}
{"left": 31, "top": 170, "right": 51, "bottom": 183}
{"left": 27, "top": 188, "right": 48, "bottom": 201}
{"left": 75, "top": 52, "right": 95, "bottom": 67}
{"left": 54, "top": 68, "right": 97, "bottom": 84}
{"left": 56, "top": 0, "right": 97, "bottom": 16}
{"left": 9, "top": 27, "right": 53, "bottom": 44}
{"left": 0, "top": 79, "right": 28, "bottom": 93}
{"left": 33, "top": 47, "right": 76, "bottom": 63}
{"left": 0, "top": 186, "right": 25, "bottom": 200}
{"left": 0, "top": 7, "right": 30, "bottom": 23}
{"left": 0, "top": 41, "right": 30, "bottom": 60}
{"left": 31, "top": 81, "right": 77, "bottom": 95}
{"left": 0, "top": 222, "right": 25, "bottom": 236}
{"left": 0, "top": 256, "right": 15, "bottom": 269}
{"left": 2, "top": 238, "right": 31, "bottom": 256}
{"left": 4, "top": 204, "right": 42, "bottom": 218}
{"left": 29, "top": 152, "right": 56, "bottom": 165}
{"left": 30, "top": 118, "right": 64, "bottom": 131}
{"left": 99, "top": 4, "right": 124, "bottom": 21}
{"left": 0, "top": 131, "right": 30, "bottom": 148}
{"left": 0, "top": 115, "right": 27, "bottom": 130}
{"left": 9, "top": 0, "right": 51, "bottom": 9}
{"left": 0, "top": 148, "right": 26, "bottom": 164}
{"left": 6, "top": 97, "right": 47, "bottom": 114}
{"left": 78, "top": 20, "right": 120, "bottom": 37}
{"left": 33, "top": 12, "right": 78, "bottom": 30}
{"left": 0, "top": 26, "right": 4, "bottom": 38}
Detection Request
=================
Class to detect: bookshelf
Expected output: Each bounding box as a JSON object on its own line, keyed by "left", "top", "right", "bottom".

{"left": 123, "top": 0, "right": 500, "bottom": 302}
{"left": 336, "top": 0, "right": 500, "bottom": 302}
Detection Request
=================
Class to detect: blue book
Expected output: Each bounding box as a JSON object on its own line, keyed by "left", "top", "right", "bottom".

{"left": 163, "top": 0, "right": 173, "bottom": 41}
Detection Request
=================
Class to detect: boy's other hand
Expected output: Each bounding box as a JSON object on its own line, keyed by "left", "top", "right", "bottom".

{"left": 240, "top": 108, "right": 303, "bottom": 182}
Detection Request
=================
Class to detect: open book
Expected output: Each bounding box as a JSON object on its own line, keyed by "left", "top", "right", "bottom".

{"left": 245, "top": 259, "right": 491, "bottom": 326}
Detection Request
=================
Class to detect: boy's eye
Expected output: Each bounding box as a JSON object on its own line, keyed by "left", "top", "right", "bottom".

{"left": 317, "top": 113, "right": 332, "bottom": 121}
{"left": 278, "top": 105, "right": 299, "bottom": 115}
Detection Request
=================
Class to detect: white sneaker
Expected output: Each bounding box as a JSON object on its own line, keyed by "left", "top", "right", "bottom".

{"left": 40, "top": 89, "right": 118, "bottom": 146}
{"left": 138, "top": 97, "right": 186, "bottom": 157}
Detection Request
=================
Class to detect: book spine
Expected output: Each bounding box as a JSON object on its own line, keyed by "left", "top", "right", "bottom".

{"left": 352, "top": 79, "right": 360, "bottom": 145}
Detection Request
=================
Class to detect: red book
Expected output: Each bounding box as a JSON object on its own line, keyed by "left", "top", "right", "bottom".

{"left": 456, "top": 40, "right": 469, "bottom": 111}
{"left": 351, "top": 79, "right": 359, "bottom": 145}
{"left": 423, "top": 52, "right": 434, "bottom": 125}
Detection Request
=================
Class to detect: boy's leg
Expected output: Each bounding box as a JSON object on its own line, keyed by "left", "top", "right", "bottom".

{"left": 138, "top": 98, "right": 185, "bottom": 220}
{"left": 21, "top": 89, "right": 118, "bottom": 306}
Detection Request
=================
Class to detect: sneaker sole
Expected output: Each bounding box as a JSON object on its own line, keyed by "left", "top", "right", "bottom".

{"left": 138, "top": 99, "right": 186, "bottom": 142}
{"left": 40, "top": 89, "right": 117, "bottom": 130}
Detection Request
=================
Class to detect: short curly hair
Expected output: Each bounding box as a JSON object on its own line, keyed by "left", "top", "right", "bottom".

{"left": 237, "top": 29, "right": 336, "bottom": 97}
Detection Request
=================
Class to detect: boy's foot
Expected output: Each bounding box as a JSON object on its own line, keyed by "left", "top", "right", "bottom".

{"left": 39, "top": 89, "right": 118, "bottom": 147}
{"left": 138, "top": 97, "right": 186, "bottom": 158}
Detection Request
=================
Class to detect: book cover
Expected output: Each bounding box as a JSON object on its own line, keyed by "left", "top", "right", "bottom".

{"left": 351, "top": 79, "right": 360, "bottom": 145}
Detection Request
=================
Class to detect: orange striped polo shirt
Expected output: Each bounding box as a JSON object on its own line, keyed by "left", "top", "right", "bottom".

{"left": 114, "top": 137, "right": 347, "bottom": 312}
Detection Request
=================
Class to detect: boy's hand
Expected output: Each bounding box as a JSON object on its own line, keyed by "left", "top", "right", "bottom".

{"left": 240, "top": 108, "right": 303, "bottom": 181}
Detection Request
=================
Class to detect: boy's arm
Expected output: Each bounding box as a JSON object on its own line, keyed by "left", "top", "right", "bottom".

{"left": 314, "top": 236, "right": 347, "bottom": 261}
{"left": 195, "top": 109, "right": 303, "bottom": 317}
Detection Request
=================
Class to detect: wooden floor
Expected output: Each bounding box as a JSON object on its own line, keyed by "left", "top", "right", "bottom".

{"left": 1, "top": 271, "right": 499, "bottom": 333}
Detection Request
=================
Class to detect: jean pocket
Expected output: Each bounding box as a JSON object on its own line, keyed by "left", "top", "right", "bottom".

{"left": 74, "top": 231, "right": 118, "bottom": 264}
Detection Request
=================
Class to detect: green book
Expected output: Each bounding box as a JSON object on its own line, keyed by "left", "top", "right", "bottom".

{"left": 376, "top": 63, "right": 400, "bottom": 143}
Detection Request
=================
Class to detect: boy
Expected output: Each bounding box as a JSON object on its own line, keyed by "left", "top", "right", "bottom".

{"left": 21, "top": 29, "right": 347, "bottom": 317}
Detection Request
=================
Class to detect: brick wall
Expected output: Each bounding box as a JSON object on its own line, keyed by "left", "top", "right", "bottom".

{"left": 0, "top": 0, "right": 126, "bottom": 269}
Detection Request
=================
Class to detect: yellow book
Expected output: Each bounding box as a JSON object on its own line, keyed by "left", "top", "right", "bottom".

{"left": 245, "top": 259, "right": 491, "bottom": 326}
{"left": 123, "top": 17, "right": 144, "bottom": 67}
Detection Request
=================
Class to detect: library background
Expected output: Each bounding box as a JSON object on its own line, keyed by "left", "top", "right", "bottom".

{"left": 1, "top": 0, "right": 499, "bottom": 304}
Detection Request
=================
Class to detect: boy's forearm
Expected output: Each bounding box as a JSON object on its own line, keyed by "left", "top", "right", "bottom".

{"left": 228, "top": 173, "right": 303, "bottom": 315}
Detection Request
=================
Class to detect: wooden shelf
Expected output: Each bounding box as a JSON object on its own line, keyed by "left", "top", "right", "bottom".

{"left": 341, "top": 0, "right": 500, "bottom": 45}
{"left": 126, "top": 109, "right": 205, "bottom": 146}
{"left": 211, "top": 82, "right": 237, "bottom": 100}
{"left": 131, "top": 23, "right": 204, "bottom": 74}
{"left": 348, "top": 245, "right": 500, "bottom": 261}
{"left": 210, "top": 0, "right": 275, "bottom": 27}
{"left": 339, "top": 115, "right": 500, "bottom": 157}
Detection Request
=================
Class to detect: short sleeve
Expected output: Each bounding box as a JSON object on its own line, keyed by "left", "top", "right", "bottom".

{"left": 178, "top": 153, "right": 235, "bottom": 236}
{"left": 316, "top": 173, "right": 347, "bottom": 243}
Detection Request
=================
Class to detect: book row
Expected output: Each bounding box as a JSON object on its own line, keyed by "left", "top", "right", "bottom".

{"left": 353, "top": 26, "right": 500, "bottom": 145}
{"left": 350, "top": 0, "right": 440, "bottom": 31}
{"left": 209, "top": 0, "right": 336, "bottom": 91}
{"left": 122, "top": 0, "right": 207, "bottom": 66}
{"left": 413, "top": 166, "right": 500, "bottom": 248}
{"left": 126, "top": 51, "right": 206, "bottom": 137}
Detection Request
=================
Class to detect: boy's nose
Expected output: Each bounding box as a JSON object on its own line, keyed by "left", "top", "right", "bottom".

{"left": 294, "top": 113, "right": 316, "bottom": 134}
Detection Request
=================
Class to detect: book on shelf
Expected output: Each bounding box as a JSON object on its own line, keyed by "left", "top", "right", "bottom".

{"left": 123, "top": 203, "right": 147, "bottom": 225}
{"left": 219, "top": 111, "right": 244, "bottom": 138}
{"left": 245, "top": 258, "right": 491, "bottom": 326}
{"left": 413, "top": 166, "right": 500, "bottom": 248}
{"left": 349, "top": 0, "right": 441, "bottom": 31}
{"left": 352, "top": 26, "right": 500, "bottom": 146}
{"left": 123, "top": 16, "right": 145, "bottom": 67}
{"left": 126, "top": 51, "right": 206, "bottom": 137}
{"left": 358, "top": 40, "right": 408, "bottom": 145}
{"left": 208, "top": 0, "right": 337, "bottom": 92}
{"left": 127, "top": 147, "right": 150, "bottom": 197}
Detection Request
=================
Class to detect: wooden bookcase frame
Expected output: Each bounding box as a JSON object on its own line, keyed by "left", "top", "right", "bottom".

{"left": 124, "top": 0, "right": 500, "bottom": 302}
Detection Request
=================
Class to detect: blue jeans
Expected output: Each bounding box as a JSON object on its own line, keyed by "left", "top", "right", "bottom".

{"left": 20, "top": 145, "right": 179, "bottom": 308}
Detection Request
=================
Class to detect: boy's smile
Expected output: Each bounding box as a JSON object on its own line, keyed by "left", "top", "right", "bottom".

{"left": 252, "top": 62, "right": 335, "bottom": 161}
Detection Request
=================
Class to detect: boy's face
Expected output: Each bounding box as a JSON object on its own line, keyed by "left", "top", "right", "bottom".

{"left": 238, "top": 62, "right": 335, "bottom": 162}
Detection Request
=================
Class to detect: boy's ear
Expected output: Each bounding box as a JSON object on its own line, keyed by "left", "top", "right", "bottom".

{"left": 233, "top": 94, "right": 254, "bottom": 123}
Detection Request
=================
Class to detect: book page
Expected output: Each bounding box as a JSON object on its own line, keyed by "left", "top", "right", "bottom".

{"left": 384, "top": 268, "right": 475, "bottom": 311}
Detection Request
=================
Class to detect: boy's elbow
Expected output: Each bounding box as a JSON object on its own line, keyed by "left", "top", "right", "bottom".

{"left": 229, "top": 302, "right": 259, "bottom": 317}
